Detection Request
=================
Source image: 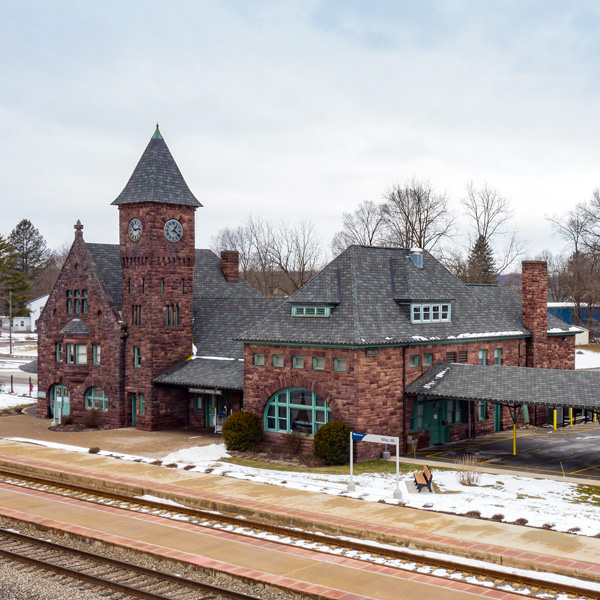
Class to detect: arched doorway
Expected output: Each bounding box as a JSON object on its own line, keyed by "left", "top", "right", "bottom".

{"left": 49, "top": 384, "right": 70, "bottom": 420}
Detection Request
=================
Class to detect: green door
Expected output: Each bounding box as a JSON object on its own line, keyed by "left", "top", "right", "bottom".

{"left": 131, "top": 393, "right": 137, "bottom": 427}
{"left": 426, "top": 401, "right": 446, "bottom": 445}
{"left": 50, "top": 385, "right": 70, "bottom": 419}
{"left": 205, "top": 394, "right": 215, "bottom": 428}
{"left": 494, "top": 404, "right": 501, "bottom": 432}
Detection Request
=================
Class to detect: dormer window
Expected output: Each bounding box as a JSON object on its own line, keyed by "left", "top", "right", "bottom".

{"left": 292, "top": 306, "right": 331, "bottom": 318}
{"left": 411, "top": 303, "right": 451, "bottom": 323}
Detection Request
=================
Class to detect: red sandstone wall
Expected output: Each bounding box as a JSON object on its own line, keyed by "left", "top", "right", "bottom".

{"left": 522, "top": 261, "right": 548, "bottom": 368}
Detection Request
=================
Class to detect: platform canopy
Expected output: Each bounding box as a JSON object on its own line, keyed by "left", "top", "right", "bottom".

{"left": 406, "top": 362, "right": 600, "bottom": 411}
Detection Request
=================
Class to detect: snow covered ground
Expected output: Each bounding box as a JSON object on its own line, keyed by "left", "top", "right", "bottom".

{"left": 0, "top": 333, "right": 38, "bottom": 356}
{"left": 575, "top": 349, "right": 600, "bottom": 369}
{"left": 0, "top": 389, "right": 36, "bottom": 409}
{"left": 4, "top": 439, "right": 600, "bottom": 538}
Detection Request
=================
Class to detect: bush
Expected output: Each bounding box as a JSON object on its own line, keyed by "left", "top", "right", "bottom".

{"left": 514, "top": 517, "right": 528, "bottom": 526}
{"left": 222, "top": 411, "right": 262, "bottom": 451}
{"left": 313, "top": 421, "right": 350, "bottom": 465}
{"left": 455, "top": 453, "right": 482, "bottom": 486}
{"left": 88, "top": 447, "right": 100, "bottom": 454}
{"left": 282, "top": 430, "right": 305, "bottom": 456}
{"left": 62, "top": 414, "right": 74, "bottom": 426}
{"left": 83, "top": 409, "right": 101, "bottom": 429}
{"left": 491, "top": 513, "right": 505, "bottom": 522}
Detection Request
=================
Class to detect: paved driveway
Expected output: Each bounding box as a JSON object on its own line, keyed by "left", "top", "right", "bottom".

{"left": 418, "top": 422, "right": 600, "bottom": 480}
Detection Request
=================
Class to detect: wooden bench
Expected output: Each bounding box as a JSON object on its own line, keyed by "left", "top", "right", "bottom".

{"left": 414, "top": 465, "right": 433, "bottom": 493}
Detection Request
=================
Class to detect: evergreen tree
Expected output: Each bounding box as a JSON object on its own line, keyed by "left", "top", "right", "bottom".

{"left": 466, "top": 234, "right": 497, "bottom": 284}
{"left": 8, "top": 219, "right": 51, "bottom": 283}
{"left": 0, "top": 234, "right": 30, "bottom": 316}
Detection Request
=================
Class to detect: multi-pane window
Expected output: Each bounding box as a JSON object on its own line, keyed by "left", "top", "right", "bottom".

{"left": 334, "top": 358, "right": 347, "bottom": 371}
{"left": 273, "top": 354, "right": 284, "bottom": 368}
{"left": 410, "top": 402, "right": 425, "bottom": 430}
{"left": 132, "top": 304, "right": 142, "bottom": 325}
{"left": 291, "top": 306, "right": 331, "bottom": 317}
{"left": 446, "top": 399, "right": 465, "bottom": 424}
{"left": 165, "top": 304, "right": 179, "bottom": 325}
{"left": 66, "top": 344, "right": 87, "bottom": 364}
{"left": 55, "top": 342, "right": 63, "bottom": 363}
{"left": 409, "top": 355, "right": 419, "bottom": 367}
{"left": 423, "top": 353, "right": 433, "bottom": 366}
{"left": 254, "top": 353, "right": 265, "bottom": 366}
{"left": 92, "top": 344, "right": 101, "bottom": 365}
{"left": 479, "top": 401, "right": 487, "bottom": 420}
{"left": 494, "top": 348, "right": 502, "bottom": 365}
{"left": 292, "top": 356, "right": 304, "bottom": 369}
{"left": 479, "top": 349, "right": 487, "bottom": 365}
{"left": 66, "top": 289, "right": 87, "bottom": 313}
{"left": 85, "top": 387, "right": 108, "bottom": 411}
{"left": 410, "top": 303, "right": 451, "bottom": 323}
{"left": 313, "top": 357, "right": 325, "bottom": 370}
{"left": 264, "top": 387, "right": 333, "bottom": 435}
{"left": 134, "top": 346, "right": 141, "bottom": 367}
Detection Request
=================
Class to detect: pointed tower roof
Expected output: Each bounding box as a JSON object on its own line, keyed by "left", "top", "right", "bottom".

{"left": 111, "top": 125, "right": 202, "bottom": 207}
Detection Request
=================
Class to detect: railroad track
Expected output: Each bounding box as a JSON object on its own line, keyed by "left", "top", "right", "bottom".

{"left": 0, "top": 528, "right": 262, "bottom": 600}
{"left": 0, "top": 467, "right": 597, "bottom": 600}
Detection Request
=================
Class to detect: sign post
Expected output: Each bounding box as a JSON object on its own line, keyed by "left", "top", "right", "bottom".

{"left": 348, "top": 432, "right": 402, "bottom": 499}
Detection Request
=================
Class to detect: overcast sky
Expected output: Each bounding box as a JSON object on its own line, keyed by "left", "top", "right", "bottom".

{"left": 2, "top": 1, "right": 600, "bottom": 266}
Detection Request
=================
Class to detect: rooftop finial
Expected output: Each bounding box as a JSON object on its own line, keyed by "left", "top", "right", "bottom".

{"left": 152, "top": 123, "right": 163, "bottom": 140}
{"left": 74, "top": 219, "right": 84, "bottom": 238}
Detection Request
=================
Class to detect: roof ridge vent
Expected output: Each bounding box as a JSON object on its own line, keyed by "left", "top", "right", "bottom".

{"left": 409, "top": 248, "right": 423, "bottom": 269}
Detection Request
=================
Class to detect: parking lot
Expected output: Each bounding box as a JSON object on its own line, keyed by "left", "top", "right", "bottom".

{"left": 419, "top": 421, "right": 600, "bottom": 480}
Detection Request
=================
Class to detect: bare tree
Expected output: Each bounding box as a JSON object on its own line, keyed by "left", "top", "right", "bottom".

{"left": 461, "top": 182, "right": 527, "bottom": 276}
{"left": 31, "top": 242, "right": 70, "bottom": 297}
{"left": 331, "top": 200, "right": 386, "bottom": 255}
{"left": 381, "top": 178, "right": 455, "bottom": 251}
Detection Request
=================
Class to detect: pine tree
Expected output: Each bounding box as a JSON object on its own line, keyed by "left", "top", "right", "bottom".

{"left": 467, "top": 234, "right": 497, "bottom": 284}
{"left": 0, "top": 234, "right": 30, "bottom": 316}
{"left": 8, "top": 219, "right": 51, "bottom": 283}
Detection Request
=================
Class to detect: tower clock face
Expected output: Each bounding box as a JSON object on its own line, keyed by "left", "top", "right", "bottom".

{"left": 128, "top": 218, "right": 142, "bottom": 241}
{"left": 164, "top": 219, "right": 183, "bottom": 242}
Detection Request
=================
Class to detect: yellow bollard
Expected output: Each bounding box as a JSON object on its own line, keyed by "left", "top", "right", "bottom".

{"left": 553, "top": 409, "right": 557, "bottom": 430}
{"left": 570, "top": 408, "right": 573, "bottom": 427}
{"left": 594, "top": 412, "right": 597, "bottom": 424}
{"left": 513, "top": 423, "right": 517, "bottom": 456}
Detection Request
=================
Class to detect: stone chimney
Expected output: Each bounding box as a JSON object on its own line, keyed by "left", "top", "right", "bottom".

{"left": 522, "top": 260, "right": 548, "bottom": 368}
{"left": 220, "top": 250, "right": 239, "bottom": 282}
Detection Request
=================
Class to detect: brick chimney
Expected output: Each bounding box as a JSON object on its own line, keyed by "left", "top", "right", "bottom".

{"left": 220, "top": 250, "right": 239, "bottom": 282}
{"left": 522, "top": 260, "right": 548, "bottom": 368}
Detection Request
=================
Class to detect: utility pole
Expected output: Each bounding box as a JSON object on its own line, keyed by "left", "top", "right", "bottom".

{"left": 8, "top": 290, "right": 12, "bottom": 356}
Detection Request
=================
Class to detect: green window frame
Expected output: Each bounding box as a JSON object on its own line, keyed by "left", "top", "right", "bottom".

{"left": 134, "top": 346, "right": 141, "bottom": 367}
{"left": 92, "top": 344, "right": 101, "bottom": 365}
{"left": 181, "top": 279, "right": 184, "bottom": 294}
{"left": 55, "top": 342, "right": 63, "bottom": 363}
{"left": 264, "top": 387, "right": 334, "bottom": 435}
{"left": 82, "top": 290, "right": 88, "bottom": 314}
{"left": 273, "top": 354, "right": 284, "bottom": 367}
{"left": 67, "top": 290, "right": 73, "bottom": 313}
{"left": 139, "top": 393, "right": 145, "bottom": 415}
{"left": 423, "top": 353, "right": 433, "bottom": 366}
{"left": 85, "top": 387, "right": 108, "bottom": 411}
{"left": 291, "top": 306, "right": 332, "bottom": 317}
{"left": 479, "top": 349, "right": 487, "bottom": 365}
{"left": 410, "top": 401, "right": 425, "bottom": 430}
{"left": 312, "top": 356, "right": 325, "bottom": 370}
{"left": 292, "top": 356, "right": 304, "bottom": 369}
{"left": 193, "top": 394, "right": 203, "bottom": 413}
{"left": 494, "top": 348, "right": 502, "bottom": 365}
{"left": 76, "top": 344, "right": 87, "bottom": 364}
{"left": 410, "top": 302, "right": 451, "bottom": 324}
{"left": 334, "top": 358, "right": 347, "bottom": 372}
{"left": 409, "top": 355, "right": 419, "bottom": 367}
{"left": 479, "top": 401, "right": 487, "bottom": 420}
{"left": 254, "top": 353, "right": 265, "bottom": 366}
{"left": 66, "top": 343, "right": 74, "bottom": 364}
{"left": 160, "top": 278, "right": 164, "bottom": 294}
{"left": 143, "top": 278, "right": 146, "bottom": 294}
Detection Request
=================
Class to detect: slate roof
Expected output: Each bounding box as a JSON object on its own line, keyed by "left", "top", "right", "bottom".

{"left": 406, "top": 361, "right": 600, "bottom": 410}
{"left": 467, "top": 284, "right": 578, "bottom": 335}
{"left": 154, "top": 357, "right": 244, "bottom": 390}
{"left": 87, "top": 243, "right": 122, "bottom": 308}
{"left": 111, "top": 129, "right": 201, "bottom": 208}
{"left": 61, "top": 318, "right": 91, "bottom": 335}
{"left": 238, "top": 246, "right": 532, "bottom": 347}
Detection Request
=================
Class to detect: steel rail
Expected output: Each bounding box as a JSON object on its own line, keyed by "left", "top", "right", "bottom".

{"left": 0, "top": 466, "right": 597, "bottom": 599}
{"left": 0, "top": 528, "right": 262, "bottom": 600}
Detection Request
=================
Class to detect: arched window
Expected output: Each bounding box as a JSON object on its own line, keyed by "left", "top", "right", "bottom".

{"left": 264, "top": 387, "right": 333, "bottom": 435}
{"left": 85, "top": 387, "right": 108, "bottom": 411}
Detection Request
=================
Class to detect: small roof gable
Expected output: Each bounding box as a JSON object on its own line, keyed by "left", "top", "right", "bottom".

{"left": 406, "top": 362, "right": 600, "bottom": 410}
{"left": 61, "top": 318, "right": 90, "bottom": 335}
{"left": 111, "top": 128, "right": 202, "bottom": 208}
{"left": 238, "top": 245, "right": 529, "bottom": 347}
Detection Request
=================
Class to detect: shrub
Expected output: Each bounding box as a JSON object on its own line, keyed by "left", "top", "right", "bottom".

{"left": 542, "top": 523, "right": 555, "bottom": 530}
{"left": 83, "top": 409, "right": 101, "bottom": 429}
{"left": 282, "top": 430, "right": 304, "bottom": 456}
{"left": 313, "top": 421, "right": 350, "bottom": 465}
{"left": 222, "top": 411, "right": 262, "bottom": 452}
{"left": 491, "top": 514, "right": 505, "bottom": 522}
{"left": 514, "top": 518, "right": 528, "bottom": 526}
{"left": 62, "top": 414, "right": 74, "bottom": 426}
{"left": 88, "top": 447, "right": 100, "bottom": 454}
{"left": 455, "top": 453, "right": 482, "bottom": 486}
{"left": 464, "top": 510, "right": 481, "bottom": 519}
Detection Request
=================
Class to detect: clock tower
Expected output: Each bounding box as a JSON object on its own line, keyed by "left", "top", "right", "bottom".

{"left": 111, "top": 125, "right": 202, "bottom": 429}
